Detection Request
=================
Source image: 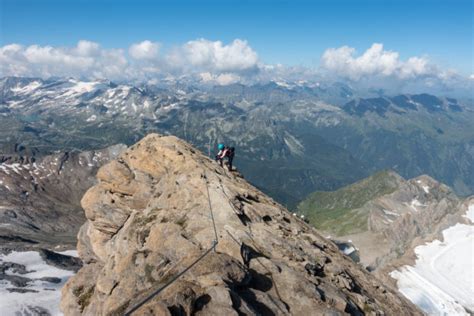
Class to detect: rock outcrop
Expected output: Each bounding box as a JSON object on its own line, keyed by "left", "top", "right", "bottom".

{"left": 298, "top": 170, "right": 472, "bottom": 273}
{"left": 61, "top": 134, "right": 421, "bottom": 315}
{"left": 367, "top": 175, "right": 469, "bottom": 269}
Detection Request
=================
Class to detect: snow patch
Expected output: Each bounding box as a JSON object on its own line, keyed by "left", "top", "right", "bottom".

{"left": 62, "top": 80, "right": 99, "bottom": 97}
{"left": 86, "top": 115, "right": 97, "bottom": 122}
{"left": 383, "top": 209, "right": 400, "bottom": 217}
{"left": 464, "top": 204, "right": 474, "bottom": 223}
{"left": 391, "top": 208, "right": 474, "bottom": 315}
{"left": 57, "top": 250, "right": 79, "bottom": 258}
{"left": 342, "top": 246, "right": 356, "bottom": 255}
{"left": 0, "top": 250, "right": 77, "bottom": 316}
{"left": 162, "top": 102, "right": 179, "bottom": 110}
{"left": 283, "top": 133, "right": 304, "bottom": 156}
{"left": 275, "top": 81, "right": 291, "bottom": 88}
{"left": 10, "top": 81, "right": 42, "bottom": 94}
{"left": 408, "top": 199, "right": 426, "bottom": 212}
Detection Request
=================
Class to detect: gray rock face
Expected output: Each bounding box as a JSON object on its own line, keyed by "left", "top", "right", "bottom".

{"left": 310, "top": 172, "right": 473, "bottom": 275}
{"left": 39, "top": 249, "right": 82, "bottom": 272}
{"left": 365, "top": 175, "right": 471, "bottom": 270}
{"left": 0, "top": 144, "right": 126, "bottom": 248}
{"left": 61, "top": 134, "right": 421, "bottom": 315}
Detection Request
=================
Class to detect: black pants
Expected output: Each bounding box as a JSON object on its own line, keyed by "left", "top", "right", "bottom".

{"left": 227, "top": 154, "right": 234, "bottom": 170}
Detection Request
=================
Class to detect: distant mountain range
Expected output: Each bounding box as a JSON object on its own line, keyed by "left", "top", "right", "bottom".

{"left": 1, "top": 76, "right": 473, "bottom": 207}
{"left": 0, "top": 144, "right": 125, "bottom": 247}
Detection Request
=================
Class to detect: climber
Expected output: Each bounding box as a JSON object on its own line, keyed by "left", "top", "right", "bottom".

{"left": 215, "top": 143, "right": 235, "bottom": 171}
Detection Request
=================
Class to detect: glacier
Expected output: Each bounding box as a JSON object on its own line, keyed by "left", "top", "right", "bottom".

{"left": 391, "top": 203, "right": 474, "bottom": 315}
{"left": 0, "top": 250, "right": 77, "bottom": 316}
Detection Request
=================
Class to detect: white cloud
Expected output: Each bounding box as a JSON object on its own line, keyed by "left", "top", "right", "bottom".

{"left": 199, "top": 72, "right": 241, "bottom": 85}
{"left": 0, "top": 41, "right": 127, "bottom": 79}
{"left": 0, "top": 39, "right": 260, "bottom": 84}
{"left": 128, "top": 40, "right": 160, "bottom": 60}
{"left": 0, "top": 40, "right": 470, "bottom": 93}
{"left": 164, "top": 39, "right": 259, "bottom": 76}
{"left": 321, "top": 43, "right": 434, "bottom": 80}
{"left": 75, "top": 40, "right": 100, "bottom": 56}
{"left": 181, "top": 39, "right": 258, "bottom": 72}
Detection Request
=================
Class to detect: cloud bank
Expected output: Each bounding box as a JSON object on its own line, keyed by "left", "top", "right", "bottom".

{"left": 0, "top": 39, "right": 471, "bottom": 94}
{"left": 321, "top": 43, "right": 436, "bottom": 80}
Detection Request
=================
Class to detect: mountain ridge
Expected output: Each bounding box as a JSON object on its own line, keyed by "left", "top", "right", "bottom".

{"left": 298, "top": 170, "right": 472, "bottom": 272}
{"left": 61, "top": 133, "right": 422, "bottom": 315}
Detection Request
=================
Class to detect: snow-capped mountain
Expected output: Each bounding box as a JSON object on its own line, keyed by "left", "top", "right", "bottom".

{"left": 1, "top": 76, "right": 473, "bottom": 207}
{"left": 0, "top": 144, "right": 125, "bottom": 247}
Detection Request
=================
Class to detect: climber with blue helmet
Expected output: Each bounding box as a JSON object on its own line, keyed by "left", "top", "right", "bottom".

{"left": 215, "top": 143, "right": 235, "bottom": 171}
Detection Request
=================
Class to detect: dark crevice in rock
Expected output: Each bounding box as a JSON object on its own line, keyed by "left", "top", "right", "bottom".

{"left": 168, "top": 304, "right": 186, "bottom": 316}
{"left": 108, "top": 213, "right": 132, "bottom": 240}
{"left": 229, "top": 290, "right": 249, "bottom": 316}
{"left": 192, "top": 294, "right": 211, "bottom": 314}
{"left": 305, "top": 262, "right": 325, "bottom": 277}
{"left": 138, "top": 227, "right": 151, "bottom": 246}
{"left": 345, "top": 299, "right": 364, "bottom": 316}
{"left": 311, "top": 241, "right": 328, "bottom": 251}
{"left": 57, "top": 152, "right": 69, "bottom": 175}
{"left": 316, "top": 286, "right": 326, "bottom": 301}
{"left": 237, "top": 212, "right": 252, "bottom": 226}
{"left": 236, "top": 193, "right": 260, "bottom": 204}
{"left": 247, "top": 269, "right": 273, "bottom": 292}
{"left": 240, "top": 243, "right": 269, "bottom": 267}
{"left": 235, "top": 288, "right": 276, "bottom": 316}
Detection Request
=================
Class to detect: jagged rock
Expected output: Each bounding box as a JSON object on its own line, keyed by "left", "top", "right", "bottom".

{"left": 0, "top": 261, "right": 30, "bottom": 274}
{"left": 23, "top": 305, "right": 51, "bottom": 316}
{"left": 39, "top": 249, "right": 82, "bottom": 272}
{"left": 305, "top": 262, "right": 325, "bottom": 277}
{"left": 39, "top": 276, "right": 62, "bottom": 284}
{"left": 61, "top": 134, "right": 422, "bottom": 315}
{"left": 7, "top": 288, "right": 39, "bottom": 293}
{"left": 1, "top": 274, "right": 31, "bottom": 287}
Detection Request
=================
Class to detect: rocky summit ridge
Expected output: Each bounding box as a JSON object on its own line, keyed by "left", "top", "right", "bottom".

{"left": 61, "top": 134, "right": 421, "bottom": 315}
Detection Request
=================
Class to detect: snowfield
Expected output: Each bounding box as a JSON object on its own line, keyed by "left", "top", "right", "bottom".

{"left": 0, "top": 250, "right": 78, "bottom": 316}
{"left": 391, "top": 203, "right": 474, "bottom": 315}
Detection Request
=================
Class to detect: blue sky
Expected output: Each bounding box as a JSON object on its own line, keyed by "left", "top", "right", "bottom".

{"left": 1, "top": 0, "right": 472, "bottom": 73}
